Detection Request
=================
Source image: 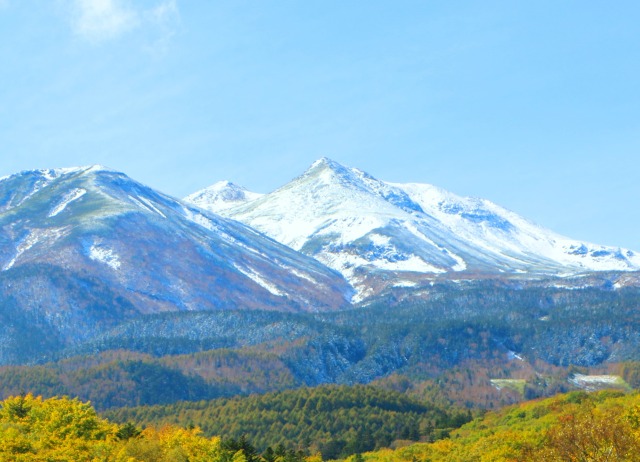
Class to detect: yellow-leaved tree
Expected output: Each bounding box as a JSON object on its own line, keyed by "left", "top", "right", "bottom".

{"left": 0, "top": 394, "right": 227, "bottom": 461}
{"left": 0, "top": 393, "right": 117, "bottom": 461}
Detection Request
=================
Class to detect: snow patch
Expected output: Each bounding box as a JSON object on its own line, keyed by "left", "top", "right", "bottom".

{"left": 182, "top": 206, "right": 241, "bottom": 246}
{"left": 234, "top": 264, "right": 285, "bottom": 296}
{"left": 41, "top": 169, "right": 61, "bottom": 181}
{"left": 351, "top": 284, "right": 375, "bottom": 304}
{"left": 128, "top": 195, "right": 168, "bottom": 218}
{"left": 403, "top": 222, "right": 438, "bottom": 247}
{"left": 48, "top": 188, "right": 86, "bottom": 217}
{"left": 183, "top": 206, "right": 219, "bottom": 232}
{"left": 128, "top": 195, "right": 154, "bottom": 213}
{"left": 443, "top": 248, "right": 467, "bottom": 271}
{"left": 317, "top": 248, "right": 445, "bottom": 275}
{"left": 44, "top": 165, "right": 112, "bottom": 179}
{"left": 369, "top": 233, "right": 391, "bottom": 246}
{"left": 89, "top": 244, "right": 121, "bottom": 270}
{"left": 393, "top": 280, "right": 418, "bottom": 288}
{"left": 507, "top": 351, "right": 524, "bottom": 361}
{"left": 289, "top": 268, "right": 318, "bottom": 285}
{"left": 138, "top": 196, "right": 166, "bottom": 218}
{"left": 4, "top": 232, "right": 40, "bottom": 270}
{"left": 403, "top": 223, "right": 466, "bottom": 270}
{"left": 15, "top": 180, "right": 53, "bottom": 208}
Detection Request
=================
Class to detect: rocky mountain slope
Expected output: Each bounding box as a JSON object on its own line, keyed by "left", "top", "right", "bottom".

{"left": 188, "top": 158, "right": 640, "bottom": 300}
{"left": 0, "top": 166, "right": 353, "bottom": 363}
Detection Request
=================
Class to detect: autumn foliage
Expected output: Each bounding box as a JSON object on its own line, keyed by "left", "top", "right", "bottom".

{"left": 361, "top": 390, "right": 640, "bottom": 461}
{"left": 4, "top": 390, "right": 640, "bottom": 461}
{"left": 0, "top": 393, "right": 223, "bottom": 461}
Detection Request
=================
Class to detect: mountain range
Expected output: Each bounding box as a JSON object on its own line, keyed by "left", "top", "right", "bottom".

{"left": 0, "top": 158, "right": 639, "bottom": 369}
{"left": 186, "top": 157, "right": 640, "bottom": 301}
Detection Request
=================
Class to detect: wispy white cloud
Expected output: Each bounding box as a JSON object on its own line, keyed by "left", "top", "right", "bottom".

{"left": 67, "top": 0, "right": 180, "bottom": 46}
{"left": 70, "top": 0, "right": 139, "bottom": 42}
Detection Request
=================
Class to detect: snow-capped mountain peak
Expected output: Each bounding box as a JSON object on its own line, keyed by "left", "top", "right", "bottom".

{"left": 296, "top": 158, "right": 425, "bottom": 214}
{"left": 184, "top": 180, "right": 263, "bottom": 213}
{"left": 189, "top": 158, "right": 640, "bottom": 301}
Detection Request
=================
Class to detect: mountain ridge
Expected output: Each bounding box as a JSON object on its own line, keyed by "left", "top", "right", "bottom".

{"left": 186, "top": 158, "right": 640, "bottom": 300}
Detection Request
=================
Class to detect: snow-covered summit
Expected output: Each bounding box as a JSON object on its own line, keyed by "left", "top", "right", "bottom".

{"left": 194, "top": 158, "right": 640, "bottom": 301}
{"left": 184, "top": 180, "right": 263, "bottom": 213}
{"left": 299, "top": 157, "right": 426, "bottom": 214}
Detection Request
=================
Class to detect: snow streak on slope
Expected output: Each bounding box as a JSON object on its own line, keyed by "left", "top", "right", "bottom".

{"left": 3, "top": 231, "right": 40, "bottom": 271}
{"left": 127, "top": 195, "right": 167, "bottom": 218}
{"left": 3, "top": 227, "right": 71, "bottom": 271}
{"left": 233, "top": 264, "right": 285, "bottom": 296}
{"left": 49, "top": 188, "right": 86, "bottom": 217}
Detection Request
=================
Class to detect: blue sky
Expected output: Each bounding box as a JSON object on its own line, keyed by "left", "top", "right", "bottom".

{"left": 1, "top": 1, "right": 639, "bottom": 249}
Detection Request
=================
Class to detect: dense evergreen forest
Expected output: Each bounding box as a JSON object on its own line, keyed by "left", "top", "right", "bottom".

{"left": 105, "top": 385, "right": 472, "bottom": 459}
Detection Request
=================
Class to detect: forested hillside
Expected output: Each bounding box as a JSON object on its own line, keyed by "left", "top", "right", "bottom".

{"left": 3, "top": 284, "right": 640, "bottom": 413}
{"left": 0, "top": 349, "right": 297, "bottom": 410}
{"left": 105, "top": 385, "right": 472, "bottom": 460}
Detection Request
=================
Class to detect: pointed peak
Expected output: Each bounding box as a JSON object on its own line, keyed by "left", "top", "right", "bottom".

{"left": 303, "top": 158, "right": 356, "bottom": 182}
{"left": 296, "top": 158, "right": 392, "bottom": 197}
{"left": 309, "top": 157, "right": 347, "bottom": 171}
{"left": 184, "top": 180, "right": 262, "bottom": 212}
{"left": 199, "top": 180, "right": 244, "bottom": 192}
{"left": 192, "top": 180, "right": 255, "bottom": 197}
